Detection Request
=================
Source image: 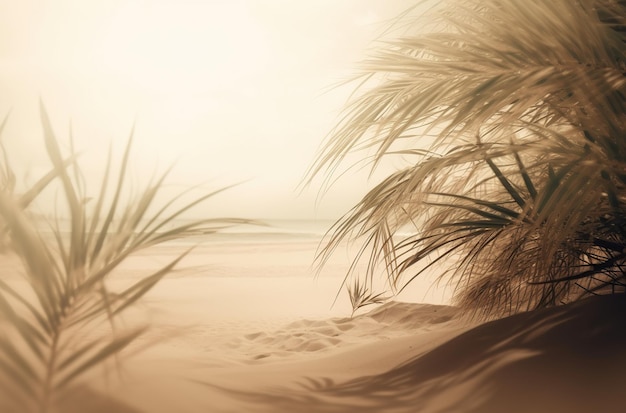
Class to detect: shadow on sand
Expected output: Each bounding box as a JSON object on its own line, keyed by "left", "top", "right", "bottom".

{"left": 54, "top": 384, "right": 144, "bottom": 413}
{"left": 213, "top": 294, "right": 626, "bottom": 413}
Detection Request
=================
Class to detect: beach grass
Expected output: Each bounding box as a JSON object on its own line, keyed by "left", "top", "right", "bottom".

{"left": 347, "top": 277, "right": 388, "bottom": 318}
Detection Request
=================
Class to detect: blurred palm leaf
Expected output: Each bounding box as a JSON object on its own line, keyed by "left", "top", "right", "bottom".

{"left": 0, "top": 112, "right": 73, "bottom": 251}
{"left": 311, "top": 0, "right": 626, "bottom": 317}
{"left": 0, "top": 103, "right": 251, "bottom": 412}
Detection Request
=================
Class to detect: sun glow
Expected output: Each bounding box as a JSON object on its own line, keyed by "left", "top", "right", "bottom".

{"left": 0, "top": 0, "right": 415, "bottom": 219}
{"left": 98, "top": 1, "right": 271, "bottom": 95}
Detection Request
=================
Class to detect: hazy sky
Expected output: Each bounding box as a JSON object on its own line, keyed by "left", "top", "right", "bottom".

{"left": 0, "top": 0, "right": 414, "bottom": 220}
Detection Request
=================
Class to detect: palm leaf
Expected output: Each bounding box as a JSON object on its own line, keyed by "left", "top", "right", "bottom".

{"left": 310, "top": 0, "right": 626, "bottom": 317}
{"left": 0, "top": 104, "right": 254, "bottom": 412}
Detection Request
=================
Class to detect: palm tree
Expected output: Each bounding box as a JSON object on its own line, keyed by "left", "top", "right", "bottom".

{"left": 310, "top": 0, "right": 626, "bottom": 317}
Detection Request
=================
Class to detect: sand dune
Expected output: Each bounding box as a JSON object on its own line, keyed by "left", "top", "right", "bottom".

{"left": 227, "top": 302, "right": 460, "bottom": 363}
{"left": 62, "top": 293, "right": 626, "bottom": 413}
{"left": 78, "top": 300, "right": 466, "bottom": 413}
{"left": 4, "top": 243, "right": 625, "bottom": 412}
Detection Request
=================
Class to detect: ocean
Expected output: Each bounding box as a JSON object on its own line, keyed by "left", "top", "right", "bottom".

{"left": 25, "top": 216, "right": 451, "bottom": 319}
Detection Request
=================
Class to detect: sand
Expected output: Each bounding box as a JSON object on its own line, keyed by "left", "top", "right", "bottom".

{"left": 4, "top": 241, "right": 626, "bottom": 412}
{"left": 72, "top": 297, "right": 469, "bottom": 413}
{"left": 71, "top": 290, "right": 626, "bottom": 413}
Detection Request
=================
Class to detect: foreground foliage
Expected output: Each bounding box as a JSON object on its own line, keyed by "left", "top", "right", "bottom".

{"left": 0, "top": 104, "right": 248, "bottom": 412}
{"left": 312, "top": 0, "right": 626, "bottom": 316}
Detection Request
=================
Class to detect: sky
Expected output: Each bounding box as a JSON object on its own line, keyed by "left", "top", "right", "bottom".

{"left": 0, "top": 0, "right": 415, "bottom": 220}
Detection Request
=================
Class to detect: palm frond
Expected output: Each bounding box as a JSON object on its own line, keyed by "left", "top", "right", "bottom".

{"left": 312, "top": 0, "right": 626, "bottom": 318}
{"left": 0, "top": 104, "right": 253, "bottom": 412}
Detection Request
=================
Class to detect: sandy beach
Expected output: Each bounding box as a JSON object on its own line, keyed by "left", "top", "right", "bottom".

{"left": 2, "top": 2, "right": 626, "bottom": 411}
{"left": 13, "top": 234, "right": 617, "bottom": 413}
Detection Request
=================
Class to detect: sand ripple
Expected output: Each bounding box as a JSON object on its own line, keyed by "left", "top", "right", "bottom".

{"left": 230, "top": 302, "right": 460, "bottom": 363}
